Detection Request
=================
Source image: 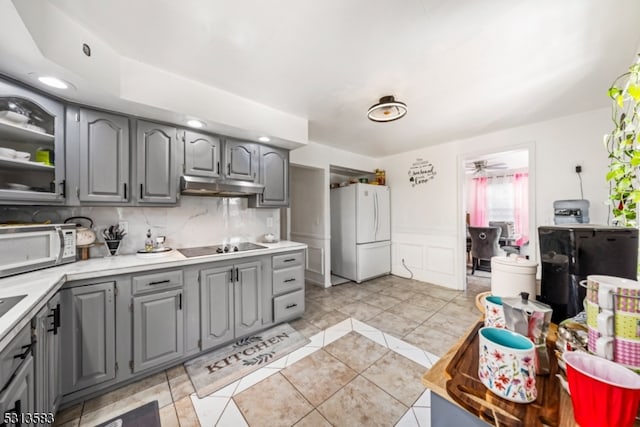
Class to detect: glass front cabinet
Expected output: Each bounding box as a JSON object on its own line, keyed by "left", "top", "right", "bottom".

{"left": 0, "top": 79, "right": 66, "bottom": 204}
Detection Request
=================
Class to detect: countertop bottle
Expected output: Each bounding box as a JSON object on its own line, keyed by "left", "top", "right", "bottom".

{"left": 145, "top": 229, "right": 154, "bottom": 252}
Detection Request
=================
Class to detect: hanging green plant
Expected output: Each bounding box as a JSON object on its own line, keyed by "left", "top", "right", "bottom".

{"left": 605, "top": 56, "right": 640, "bottom": 227}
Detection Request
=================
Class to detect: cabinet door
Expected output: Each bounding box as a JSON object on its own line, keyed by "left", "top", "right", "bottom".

{"left": 136, "top": 120, "right": 178, "bottom": 204}
{"left": 253, "top": 145, "right": 289, "bottom": 207}
{"left": 61, "top": 282, "right": 115, "bottom": 394}
{"left": 0, "top": 79, "right": 66, "bottom": 204}
{"left": 133, "top": 289, "right": 184, "bottom": 372}
{"left": 34, "top": 294, "right": 61, "bottom": 416}
{"left": 200, "top": 266, "right": 234, "bottom": 350}
{"left": 184, "top": 130, "right": 221, "bottom": 178}
{"left": 0, "top": 355, "right": 34, "bottom": 427}
{"left": 79, "top": 109, "right": 130, "bottom": 202}
{"left": 234, "top": 260, "right": 262, "bottom": 337}
{"left": 224, "top": 140, "right": 257, "bottom": 181}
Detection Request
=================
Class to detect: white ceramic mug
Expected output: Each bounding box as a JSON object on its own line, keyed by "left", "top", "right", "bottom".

{"left": 595, "top": 336, "right": 614, "bottom": 360}
{"left": 597, "top": 310, "right": 615, "bottom": 337}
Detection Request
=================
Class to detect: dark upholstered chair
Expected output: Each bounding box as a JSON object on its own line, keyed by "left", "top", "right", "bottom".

{"left": 468, "top": 226, "right": 505, "bottom": 274}
{"left": 489, "top": 221, "right": 520, "bottom": 254}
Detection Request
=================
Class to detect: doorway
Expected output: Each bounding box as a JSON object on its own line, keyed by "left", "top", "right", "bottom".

{"left": 460, "top": 146, "right": 536, "bottom": 291}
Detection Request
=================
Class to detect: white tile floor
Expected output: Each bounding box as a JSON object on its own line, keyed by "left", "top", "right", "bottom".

{"left": 189, "top": 317, "right": 437, "bottom": 426}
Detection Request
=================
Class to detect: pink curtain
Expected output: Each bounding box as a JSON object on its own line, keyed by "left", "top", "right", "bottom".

{"left": 513, "top": 173, "right": 529, "bottom": 245}
{"left": 469, "top": 177, "right": 488, "bottom": 226}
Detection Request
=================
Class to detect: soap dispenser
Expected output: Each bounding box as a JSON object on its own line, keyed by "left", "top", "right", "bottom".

{"left": 145, "top": 229, "right": 154, "bottom": 252}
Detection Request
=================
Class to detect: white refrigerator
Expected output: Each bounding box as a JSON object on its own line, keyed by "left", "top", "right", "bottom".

{"left": 330, "top": 183, "right": 391, "bottom": 283}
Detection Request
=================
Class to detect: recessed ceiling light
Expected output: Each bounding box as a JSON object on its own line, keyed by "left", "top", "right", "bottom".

{"left": 367, "top": 95, "right": 407, "bottom": 122}
{"left": 37, "top": 76, "right": 69, "bottom": 89}
{"left": 187, "top": 119, "right": 204, "bottom": 128}
{"left": 258, "top": 136, "right": 270, "bottom": 143}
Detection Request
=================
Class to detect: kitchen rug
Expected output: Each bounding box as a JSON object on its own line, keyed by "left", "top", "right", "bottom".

{"left": 185, "top": 323, "right": 309, "bottom": 398}
{"left": 95, "top": 400, "right": 160, "bottom": 427}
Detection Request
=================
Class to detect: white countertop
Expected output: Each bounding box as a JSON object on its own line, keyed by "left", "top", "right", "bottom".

{"left": 0, "top": 240, "right": 306, "bottom": 352}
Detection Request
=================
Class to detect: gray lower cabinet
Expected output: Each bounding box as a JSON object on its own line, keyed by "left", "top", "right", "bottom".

{"left": 34, "top": 293, "right": 62, "bottom": 417}
{"left": 61, "top": 282, "right": 116, "bottom": 394}
{"left": 184, "top": 130, "right": 221, "bottom": 177}
{"left": 200, "top": 260, "right": 262, "bottom": 350}
{"left": 272, "top": 251, "right": 305, "bottom": 322}
{"left": 78, "top": 108, "right": 130, "bottom": 203}
{"left": 132, "top": 289, "right": 184, "bottom": 373}
{"left": 136, "top": 120, "right": 179, "bottom": 204}
{"left": 0, "top": 355, "right": 35, "bottom": 427}
{"left": 249, "top": 145, "right": 289, "bottom": 208}
{"left": 224, "top": 139, "right": 257, "bottom": 181}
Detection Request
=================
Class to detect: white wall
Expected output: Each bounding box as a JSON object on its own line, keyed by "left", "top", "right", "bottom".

{"left": 290, "top": 141, "right": 379, "bottom": 287}
{"left": 290, "top": 166, "right": 326, "bottom": 286}
{"left": 382, "top": 108, "right": 612, "bottom": 290}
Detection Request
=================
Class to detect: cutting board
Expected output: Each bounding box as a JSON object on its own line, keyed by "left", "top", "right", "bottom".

{"left": 444, "top": 321, "right": 560, "bottom": 427}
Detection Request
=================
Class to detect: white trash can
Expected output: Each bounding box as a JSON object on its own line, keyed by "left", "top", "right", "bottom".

{"left": 490, "top": 256, "right": 538, "bottom": 297}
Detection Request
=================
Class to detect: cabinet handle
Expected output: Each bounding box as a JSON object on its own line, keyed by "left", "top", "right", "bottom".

{"left": 47, "top": 304, "right": 61, "bottom": 335}
{"left": 227, "top": 163, "right": 231, "bottom": 175}
{"left": 148, "top": 279, "right": 171, "bottom": 286}
{"left": 229, "top": 269, "right": 234, "bottom": 283}
{"left": 286, "top": 303, "right": 298, "bottom": 309}
{"left": 123, "top": 183, "right": 128, "bottom": 199}
{"left": 140, "top": 183, "right": 144, "bottom": 198}
{"left": 60, "top": 179, "right": 66, "bottom": 198}
{"left": 235, "top": 268, "right": 239, "bottom": 282}
{"left": 283, "top": 258, "right": 296, "bottom": 263}
{"left": 7, "top": 399, "right": 21, "bottom": 419}
{"left": 178, "top": 293, "right": 182, "bottom": 310}
{"left": 13, "top": 344, "right": 32, "bottom": 360}
{"left": 284, "top": 278, "right": 296, "bottom": 283}
{"left": 217, "top": 161, "right": 220, "bottom": 175}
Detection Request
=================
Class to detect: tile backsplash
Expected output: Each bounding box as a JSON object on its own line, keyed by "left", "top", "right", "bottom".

{"left": 0, "top": 196, "right": 280, "bottom": 256}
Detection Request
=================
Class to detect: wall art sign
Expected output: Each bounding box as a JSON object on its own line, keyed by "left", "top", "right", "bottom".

{"left": 408, "top": 158, "right": 436, "bottom": 187}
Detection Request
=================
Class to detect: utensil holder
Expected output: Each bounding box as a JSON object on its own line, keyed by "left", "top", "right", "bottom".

{"left": 105, "top": 239, "right": 121, "bottom": 256}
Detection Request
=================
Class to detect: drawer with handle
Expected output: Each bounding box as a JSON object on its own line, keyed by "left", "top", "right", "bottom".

{"left": 272, "top": 251, "right": 304, "bottom": 270}
{"left": 0, "top": 323, "right": 31, "bottom": 390}
{"left": 132, "top": 269, "right": 183, "bottom": 294}
{"left": 273, "top": 290, "right": 305, "bottom": 323}
{"left": 273, "top": 266, "right": 304, "bottom": 295}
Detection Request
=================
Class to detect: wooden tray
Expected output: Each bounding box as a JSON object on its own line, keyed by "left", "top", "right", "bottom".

{"left": 445, "top": 321, "right": 560, "bottom": 427}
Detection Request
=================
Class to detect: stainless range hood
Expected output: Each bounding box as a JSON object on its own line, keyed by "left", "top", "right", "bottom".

{"left": 180, "top": 176, "right": 264, "bottom": 197}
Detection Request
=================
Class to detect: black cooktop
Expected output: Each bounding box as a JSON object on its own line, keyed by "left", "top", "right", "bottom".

{"left": 177, "top": 242, "right": 268, "bottom": 258}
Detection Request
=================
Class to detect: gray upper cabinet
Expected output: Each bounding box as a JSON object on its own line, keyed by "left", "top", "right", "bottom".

{"left": 0, "top": 78, "right": 66, "bottom": 204}
{"left": 79, "top": 109, "right": 130, "bottom": 203}
{"left": 224, "top": 140, "right": 257, "bottom": 181}
{"left": 250, "top": 145, "right": 289, "bottom": 208}
{"left": 200, "top": 266, "right": 234, "bottom": 350}
{"left": 136, "top": 120, "right": 178, "bottom": 204}
{"left": 132, "top": 289, "right": 184, "bottom": 372}
{"left": 61, "top": 282, "right": 116, "bottom": 394}
{"left": 184, "top": 130, "right": 221, "bottom": 178}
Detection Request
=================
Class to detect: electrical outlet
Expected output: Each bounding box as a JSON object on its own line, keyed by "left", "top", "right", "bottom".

{"left": 266, "top": 217, "right": 273, "bottom": 227}
{"left": 118, "top": 221, "right": 128, "bottom": 235}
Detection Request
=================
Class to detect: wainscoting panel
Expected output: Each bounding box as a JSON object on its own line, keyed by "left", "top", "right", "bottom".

{"left": 290, "top": 231, "right": 330, "bottom": 288}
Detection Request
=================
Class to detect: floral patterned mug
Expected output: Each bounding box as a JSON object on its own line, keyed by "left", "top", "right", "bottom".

{"left": 483, "top": 295, "right": 506, "bottom": 329}
{"left": 478, "top": 327, "right": 537, "bottom": 403}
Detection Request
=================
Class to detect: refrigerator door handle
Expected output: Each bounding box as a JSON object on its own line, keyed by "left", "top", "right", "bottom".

{"left": 374, "top": 192, "right": 379, "bottom": 239}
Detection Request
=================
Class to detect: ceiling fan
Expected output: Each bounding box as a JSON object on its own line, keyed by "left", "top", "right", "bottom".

{"left": 465, "top": 160, "right": 508, "bottom": 175}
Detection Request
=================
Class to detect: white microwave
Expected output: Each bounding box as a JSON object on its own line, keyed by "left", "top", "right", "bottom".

{"left": 0, "top": 224, "right": 76, "bottom": 278}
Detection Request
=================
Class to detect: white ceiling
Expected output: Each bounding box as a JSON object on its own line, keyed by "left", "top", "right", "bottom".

{"left": 5, "top": 1, "right": 640, "bottom": 157}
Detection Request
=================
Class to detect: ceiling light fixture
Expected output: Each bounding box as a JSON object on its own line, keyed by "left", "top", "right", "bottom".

{"left": 187, "top": 119, "right": 205, "bottom": 128}
{"left": 258, "top": 136, "right": 270, "bottom": 143}
{"left": 37, "top": 76, "right": 69, "bottom": 89}
{"left": 367, "top": 95, "right": 407, "bottom": 122}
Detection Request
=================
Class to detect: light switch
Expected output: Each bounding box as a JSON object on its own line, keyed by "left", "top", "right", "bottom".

{"left": 266, "top": 217, "right": 273, "bottom": 227}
